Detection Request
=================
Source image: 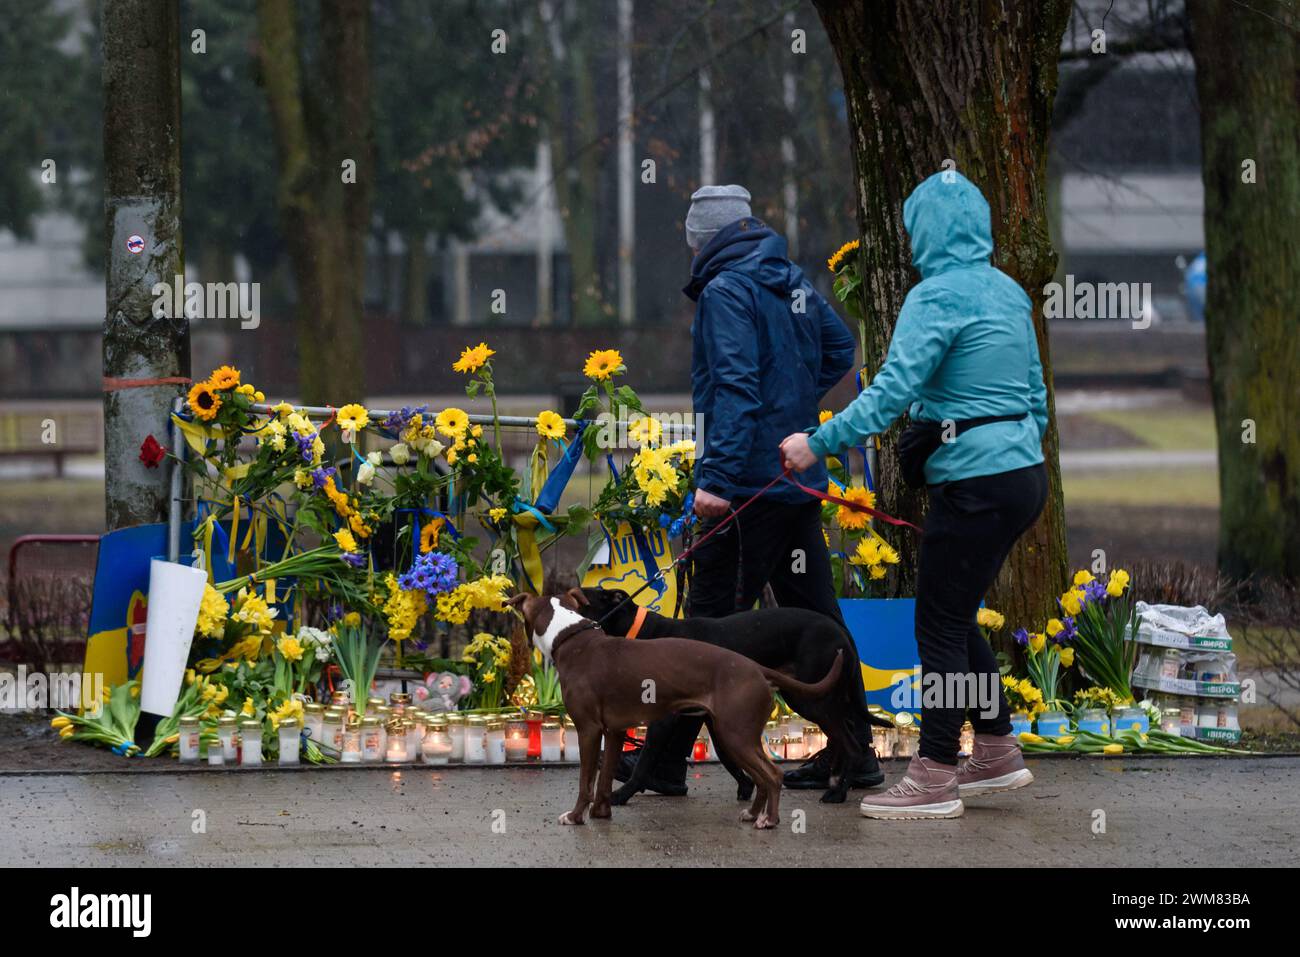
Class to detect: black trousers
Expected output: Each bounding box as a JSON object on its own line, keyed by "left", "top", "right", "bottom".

{"left": 653, "top": 498, "right": 873, "bottom": 774}
{"left": 915, "top": 464, "right": 1048, "bottom": 765}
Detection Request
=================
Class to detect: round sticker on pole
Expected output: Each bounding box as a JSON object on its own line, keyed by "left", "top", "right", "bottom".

{"left": 126, "top": 234, "right": 145, "bottom": 254}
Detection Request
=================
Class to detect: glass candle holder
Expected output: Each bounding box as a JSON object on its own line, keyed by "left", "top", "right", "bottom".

{"left": 764, "top": 721, "right": 784, "bottom": 760}
{"left": 1076, "top": 708, "right": 1109, "bottom": 735}
{"left": 784, "top": 722, "right": 806, "bottom": 761}
{"left": 1009, "top": 712, "right": 1033, "bottom": 738}
{"left": 331, "top": 689, "right": 351, "bottom": 714}
{"left": 447, "top": 713, "right": 466, "bottom": 762}
{"left": 692, "top": 733, "right": 709, "bottom": 762}
{"left": 390, "top": 691, "right": 412, "bottom": 717}
{"left": 1217, "top": 698, "right": 1239, "bottom": 731}
{"left": 178, "top": 717, "right": 202, "bottom": 763}
{"left": 486, "top": 718, "right": 507, "bottom": 765}
{"left": 366, "top": 696, "right": 385, "bottom": 714}
{"left": 277, "top": 718, "right": 301, "bottom": 766}
{"left": 1160, "top": 708, "right": 1182, "bottom": 735}
{"left": 464, "top": 716, "right": 487, "bottom": 764}
{"left": 958, "top": 721, "right": 975, "bottom": 756}
{"left": 422, "top": 717, "right": 453, "bottom": 765}
{"left": 239, "top": 718, "right": 263, "bottom": 767}
{"left": 1036, "top": 710, "right": 1070, "bottom": 739}
{"left": 303, "top": 703, "right": 325, "bottom": 744}
{"left": 541, "top": 719, "right": 563, "bottom": 762}
{"left": 385, "top": 719, "right": 409, "bottom": 763}
{"left": 322, "top": 708, "right": 344, "bottom": 757}
{"left": 526, "top": 709, "right": 544, "bottom": 760}
{"left": 217, "top": 716, "right": 238, "bottom": 762}
{"left": 207, "top": 743, "right": 225, "bottom": 766}
{"left": 341, "top": 718, "right": 363, "bottom": 763}
{"left": 1113, "top": 706, "right": 1149, "bottom": 735}
{"left": 505, "top": 714, "right": 530, "bottom": 762}
{"left": 361, "top": 716, "right": 384, "bottom": 763}
{"left": 563, "top": 718, "right": 580, "bottom": 762}
{"left": 405, "top": 716, "right": 423, "bottom": 758}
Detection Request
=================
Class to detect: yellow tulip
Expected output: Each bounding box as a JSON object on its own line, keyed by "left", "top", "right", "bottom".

{"left": 1103, "top": 744, "right": 1123, "bottom": 754}
{"left": 50, "top": 716, "right": 71, "bottom": 730}
{"left": 1018, "top": 732, "right": 1043, "bottom": 744}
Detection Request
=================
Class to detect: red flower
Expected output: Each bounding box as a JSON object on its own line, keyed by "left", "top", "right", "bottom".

{"left": 139, "top": 435, "right": 167, "bottom": 468}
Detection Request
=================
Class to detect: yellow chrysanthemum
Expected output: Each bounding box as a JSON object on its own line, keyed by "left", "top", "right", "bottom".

{"left": 208, "top": 365, "right": 241, "bottom": 390}
{"left": 333, "top": 529, "right": 359, "bottom": 553}
{"left": 187, "top": 381, "right": 221, "bottom": 421}
{"left": 489, "top": 507, "right": 507, "bottom": 523}
{"left": 819, "top": 409, "right": 833, "bottom": 424}
{"left": 435, "top": 407, "right": 470, "bottom": 438}
{"left": 849, "top": 538, "right": 882, "bottom": 567}
{"left": 834, "top": 486, "right": 875, "bottom": 531}
{"left": 583, "top": 348, "right": 624, "bottom": 381}
{"left": 628, "top": 415, "right": 663, "bottom": 447}
{"left": 536, "top": 410, "right": 566, "bottom": 440}
{"left": 452, "top": 341, "right": 495, "bottom": 374}
{"left": 336, "top": 403, "right": 370, "bottom": 434}
{"left": 826, "top": 239, "right": 860, "bottom": 273}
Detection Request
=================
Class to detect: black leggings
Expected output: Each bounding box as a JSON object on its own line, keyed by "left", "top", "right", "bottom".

{"left": 915, "top": 464, "right": 1048, "bottom": 765}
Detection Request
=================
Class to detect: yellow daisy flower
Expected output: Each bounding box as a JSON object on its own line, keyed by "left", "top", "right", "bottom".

{"left": 535, "top": 410, "right": 566, "bottom": 440}
{"left": 434, "top": 407, "right": 469, "bottom": 438}
{"left": 336, "top": 403, "right": 370, "bottom": 434}
{"left": 582, "top": 348, "right": 624, "bottom": 381}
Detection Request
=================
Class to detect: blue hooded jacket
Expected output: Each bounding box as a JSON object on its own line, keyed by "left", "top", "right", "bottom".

{"left": 808, "top": 172, "right": 1048, "bottom": 484}
{"left": 686, "top": 217, "right": 855, "bottom": 503}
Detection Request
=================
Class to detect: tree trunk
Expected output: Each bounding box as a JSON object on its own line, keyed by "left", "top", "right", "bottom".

{"left": 102, "top": 0, "right": 187, "bottom": 530}
{"left": 813, "top": 0, "right": 1072, "bottom": 633}
{"left": 256, "top": 0, "right": 371, "bottom": 404}
{"left": 1189, "top": 2, "right": 1300, "bottom": 583}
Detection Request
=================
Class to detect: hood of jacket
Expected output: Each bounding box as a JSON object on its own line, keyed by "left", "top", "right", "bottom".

{"left": 683, "top": 217, "right": 805, "bottom": 301}
{"left": 903, "top": 171, "right": 994, "bottom": 279}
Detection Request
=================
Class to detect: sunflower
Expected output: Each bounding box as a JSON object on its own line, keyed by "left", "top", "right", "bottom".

{"left": 583, "top": 348, "right": 624, "bottom": 381}
{"left": 434, "top": 407, "right": 469, "bottom": 438}
{"left": 336, "top": 403, "right": 370, "bottom": 434}
{"left": 453, "top": 341, "right": 495, "bottom": 374}
{"left": 187, "top": 381, "right": 222, "bottom": 421}
{"left": 834, "top": 486, "right": 876, "bottom": 530}
{"left": 535, "top": 410, "right": 566, "bottom": 440}
{"left": 419, "top": 518, "right": 445, "bottom": 553}
{"left": 826, "top": 239, "right": 860, "bottom": 273}
{"left": 208, "top": 365, "right": 241, "bottom": 390}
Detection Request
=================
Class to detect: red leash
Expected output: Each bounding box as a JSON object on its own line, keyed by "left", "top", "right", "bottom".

{"left": 781, "top": 472, "right": 923, "bottom": 533}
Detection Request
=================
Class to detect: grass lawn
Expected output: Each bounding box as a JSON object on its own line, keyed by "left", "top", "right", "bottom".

{"left": 1087, "top": 406, "right": 1217, "bottom": 451}
{"left": 1062, "top": 466, "right": 1219, "bottom": 508}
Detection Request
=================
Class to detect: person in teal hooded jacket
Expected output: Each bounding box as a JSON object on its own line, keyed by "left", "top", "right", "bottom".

{"left": 782, "top": 170, "right": 1049, "bottom": 821}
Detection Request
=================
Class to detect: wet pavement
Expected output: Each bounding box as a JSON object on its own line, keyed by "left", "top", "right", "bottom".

{"left": 3, "top": 756, "right": 1296, "bottom": 867}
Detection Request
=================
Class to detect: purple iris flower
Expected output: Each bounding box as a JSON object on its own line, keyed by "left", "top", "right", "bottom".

{"left": 341, "top": 552, "right": 366, "bottom": 568}
{"left": 1012, "top": 627, "right": 1030, "bottom": 648}
{"left": 311, "top": 465, "right": 337, "bottom": 489}
{"left": 294, "top": 430, "right": 318, "bottom": 462}
{"left": 382, "top": 405, "right": 427, "bottom": 435}
{"left": 1083, "top": 579, "right": 1108, "bottom": 604}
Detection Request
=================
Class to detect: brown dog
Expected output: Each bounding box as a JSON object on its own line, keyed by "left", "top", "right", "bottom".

{"left": 508, "top": 589, "right": 843, "bottom": 829}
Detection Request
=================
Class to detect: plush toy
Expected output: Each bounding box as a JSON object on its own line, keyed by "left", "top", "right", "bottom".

{"left": 415, "top": 671, "right": 472, "bottom": 712}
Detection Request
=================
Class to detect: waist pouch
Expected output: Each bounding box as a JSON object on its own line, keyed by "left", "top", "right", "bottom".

{"left": 897, "top": 413, "right": 1028, "bottom": 488}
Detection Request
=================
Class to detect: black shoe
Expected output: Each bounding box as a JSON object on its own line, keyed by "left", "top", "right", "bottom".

{"left": 613, "top": 747, "right": 688, "bottom": 796}
{"left": 783, "top": 747, "right": 885, "bottom": 790}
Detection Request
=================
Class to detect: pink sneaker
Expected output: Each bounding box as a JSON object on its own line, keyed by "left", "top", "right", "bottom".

{"left": 957, "top": 733, "right": 1034, "bottom": 797}
{"left": 859, "top": 756, "right": 963, "bottom": 820}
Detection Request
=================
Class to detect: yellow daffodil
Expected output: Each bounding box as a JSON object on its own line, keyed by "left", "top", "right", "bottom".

{"left": 453, "top": 341, "right": 495, "bottom": 374}
{"left": 196, "top": 584, "right": 229, "bottom": 640}
{"left": 1029, "top": 632, "right": 1046, "bottom": 654}
{"left": 1072, "top": 569, "right": 1095, "bottom": 586}
{"left": 1059, "top": 588, "right": 1083, "bottom": 617}
{"left": 1107, "top": 568, "right": 1130, "bottom": 597}
{"left": 343, "top": 611, "right": 361, "bottom": 627}
{"left": 1058, "top": 646, "right": 1075, "bottom": 667}
{"left": 1046, "top": 618, "right": 1064, "bottom": 638}
{"left": 583, "top": 348, "right": 624, "bottom": 381}
{"left": 276, "top": 636, "right": 304, "bottom": 662}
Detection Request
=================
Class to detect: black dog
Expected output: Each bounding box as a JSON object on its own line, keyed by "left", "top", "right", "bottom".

{"left": 575, "top": 587, "right": 887, "bottom": 805}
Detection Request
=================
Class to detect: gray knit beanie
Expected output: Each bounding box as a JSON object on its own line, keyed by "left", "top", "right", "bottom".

{"left": 685, "top": 184, "right": 753, "bottom": 250}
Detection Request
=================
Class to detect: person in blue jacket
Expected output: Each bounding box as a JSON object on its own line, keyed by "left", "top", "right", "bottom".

{"left": 616, "top": 184, "right": 885, "bottom": 799}
{"left": 781, "top": 170, "right": 1049, "bottom": 820}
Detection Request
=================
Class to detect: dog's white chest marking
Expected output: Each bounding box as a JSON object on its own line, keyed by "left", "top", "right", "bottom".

{"left": 533, "top": 599, "right": 587, "bottom": 663}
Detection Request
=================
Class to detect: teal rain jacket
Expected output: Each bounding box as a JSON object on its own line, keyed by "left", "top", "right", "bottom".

{"left": 808, "top": 171, "right": 1048, "bottom": 484}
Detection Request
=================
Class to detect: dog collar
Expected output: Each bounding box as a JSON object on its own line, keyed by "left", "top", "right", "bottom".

{"left": 625, "top": 605, "right": 648, "bottom": 640}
